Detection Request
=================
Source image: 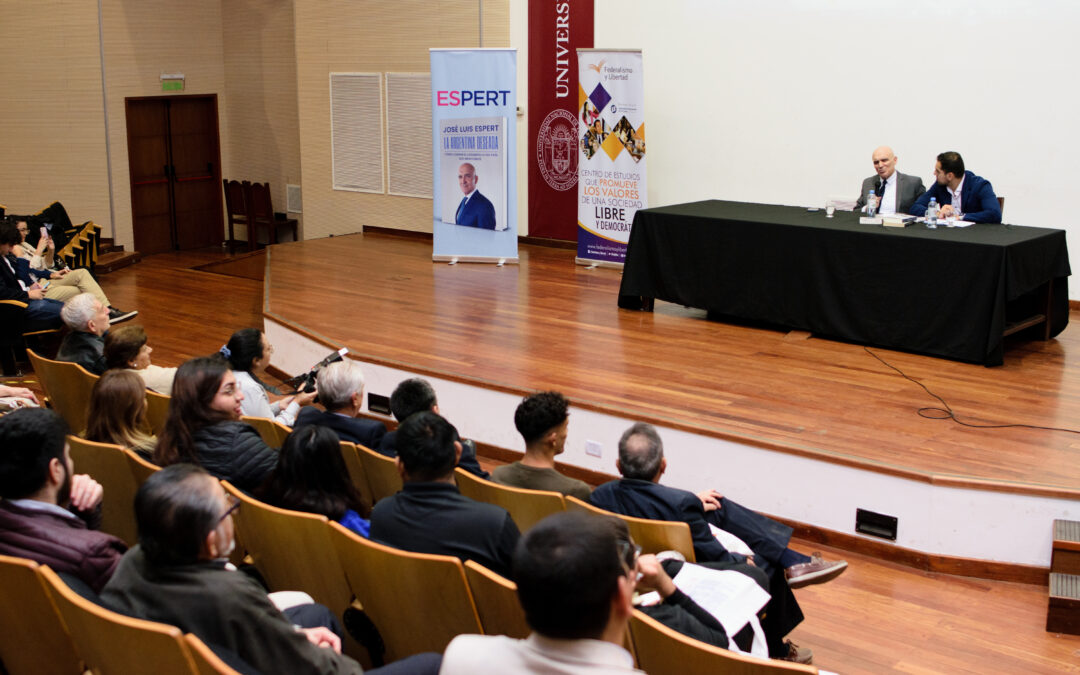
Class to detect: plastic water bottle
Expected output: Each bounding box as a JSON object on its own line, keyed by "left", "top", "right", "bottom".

{"left": 926, "top": 198, "right": 939, "bottom": 228}
{"left": 866, "top": 189, "right": 877, "bottom": 217}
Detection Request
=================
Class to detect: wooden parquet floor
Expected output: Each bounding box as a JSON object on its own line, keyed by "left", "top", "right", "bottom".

{"left": 263, "top": 232, "right": 1080, "bottom": 498}
{"left": 9, "top": 242, "right": 1077, "bottom": 673}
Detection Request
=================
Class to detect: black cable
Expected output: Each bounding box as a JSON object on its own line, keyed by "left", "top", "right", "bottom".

{"left": 863, "top": 346, "right": 1080, "bottom": 434}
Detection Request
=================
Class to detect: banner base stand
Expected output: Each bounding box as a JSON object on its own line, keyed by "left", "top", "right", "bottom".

{"left": 575, "top": 257, "right": 623, "bottom": 270}
{"left": 434, "top": 255, "right": 520, "bottom": 265}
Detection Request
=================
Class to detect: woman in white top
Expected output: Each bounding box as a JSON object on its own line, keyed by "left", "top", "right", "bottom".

{"left": 222, "top": 328, "right": 315, "bottom": 426}
{"left": 103, "top": 325, "right": 177, "bottom": 395}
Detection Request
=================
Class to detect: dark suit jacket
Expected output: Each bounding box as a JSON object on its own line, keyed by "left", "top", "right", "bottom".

{"left": 370, "top": 482, "right": 519, "bottom": 579}
{"left": 855, "top": 171, "right": 926, "bottom": 214}
{"left": 57, "top": 330, "right": 107, "bottom": 375}
{"left": 294, "top": 406, "right": 387, "bottom": 449}
{"left": 0, "top": 253, "right": 31, "bottom": 302}
{"left": 910, "top": 170, "right": 1002, "bottom": 223}
{"left": 455, "top": 190, "right": 496, "bottom": 230}
{"left": 589, "top": 479, "right": 794, "bottom": 570}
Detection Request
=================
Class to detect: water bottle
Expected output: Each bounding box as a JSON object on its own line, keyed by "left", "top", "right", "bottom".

{"left": 926, "top": 198, "right": 938, "bottom": 228}
{"left": 866, "top": 189, "right": 877, "bottom": 217}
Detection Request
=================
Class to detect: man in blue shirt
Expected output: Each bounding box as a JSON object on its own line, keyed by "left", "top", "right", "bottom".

{"left": 910, "top": 151, "right": 1002, "bottom": 224}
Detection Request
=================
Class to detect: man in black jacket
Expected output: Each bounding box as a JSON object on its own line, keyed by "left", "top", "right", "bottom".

{"left": 56, "top": 292, "right": 110, "bottom": 374}
{"left": 294, "top": 360, "right": 386, "bottom": 448}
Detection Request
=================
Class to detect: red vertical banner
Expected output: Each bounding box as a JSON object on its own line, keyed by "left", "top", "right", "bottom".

{"left": 528, "top": 0, "right": 594, "bottom": 241}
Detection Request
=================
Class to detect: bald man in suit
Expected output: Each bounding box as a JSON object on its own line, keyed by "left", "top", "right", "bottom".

{"left": 855, "top": 146, "right": 925, "bottom": 215}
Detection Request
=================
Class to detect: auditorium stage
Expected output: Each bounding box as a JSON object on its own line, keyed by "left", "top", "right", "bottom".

{"left": 260, "top": 231, "right": 1080, "bottom": 571}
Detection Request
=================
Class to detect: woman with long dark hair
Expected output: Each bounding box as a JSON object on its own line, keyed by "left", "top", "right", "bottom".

{"left": 221, "top": 328, "right": 315, "bottom": 426}
{"left": 153, "top": 355, "right": 277, "bottom": 492}
{"left": 85, "top": 369, "right": 156, "bottom": 458}
{"left": 257, "top": 425, "right": 369, "bottom": 536}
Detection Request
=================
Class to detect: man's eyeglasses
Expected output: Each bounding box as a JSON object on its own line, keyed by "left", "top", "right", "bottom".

{"left": 218, "top": 496, "right": 241, "bottom": 523}
{"left": 617, "top": 538, "right": 642, "bottom": 575}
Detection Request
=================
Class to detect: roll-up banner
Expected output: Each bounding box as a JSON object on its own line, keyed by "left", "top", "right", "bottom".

{"left": 527, "top": 0, "right": 594, "bottom": 241}
{"left": 575, "top": 49, "right": 646, "bottom": 267}
{"left": 430, "top": 48, "right": 518, "bottom": 264}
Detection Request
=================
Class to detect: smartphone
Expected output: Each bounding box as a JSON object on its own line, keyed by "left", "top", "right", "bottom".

{"left": 39, "top": 226, "right": 47, "bottom": 240}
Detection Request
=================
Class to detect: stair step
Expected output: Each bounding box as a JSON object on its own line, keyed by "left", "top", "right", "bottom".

{"left": 95, "top": 250, "right": 142, "bottom": 274}
{"left": 99, "top": 241, "right": 125, "bottom": 255}
{"left": 1052, "top": 520, "right": 1080, "bottom": 575}
{"left": 1048, "top": 572, "right": 1080, "bottom": 634}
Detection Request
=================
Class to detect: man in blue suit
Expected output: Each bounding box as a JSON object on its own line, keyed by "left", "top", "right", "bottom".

{"left": 294, "top": 360, "right": 386, "bottom": 449}
{"left": 910, "top": 151, "right": 1002, "bottom": 223}
{"left": 454, "top": 163, "right": 497, "bottom": 230}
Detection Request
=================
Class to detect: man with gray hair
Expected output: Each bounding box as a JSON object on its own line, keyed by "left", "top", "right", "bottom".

{"left": 293, "top": 360, "right": 386, "bottom": 449}
{"left": 56, "top": 292, "right": 111, "bottom": 374}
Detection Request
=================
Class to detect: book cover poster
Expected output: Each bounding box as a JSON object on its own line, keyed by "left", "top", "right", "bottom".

{"left": 439, "top": 116, "right": 507, "bottom": 231}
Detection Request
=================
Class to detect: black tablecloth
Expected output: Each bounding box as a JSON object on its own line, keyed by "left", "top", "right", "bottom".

{"left": 618, "top": 200, "right": 1071, "bottom": 365}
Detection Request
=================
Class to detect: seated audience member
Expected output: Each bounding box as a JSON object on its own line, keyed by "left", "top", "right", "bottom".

{"left": 0, "top": 408, "right": 127, "bottom": 593}
{"left": 104, "top": 325, "right": 176, "bottom": 394}
{"left": 491, "top": 391, "right": 591, "bottom": 500}
{"left": 258, "top": 425, "right": 370, "bottom": 537}
{"left": 613, "top": 518, "right": 810, "bottom": 663}
{"left": 102, "top": 464, "right": 441, "bottom": 675}
{"left": 56, "top": 292, "right": 111, "bottom": 375}
{"left": 441, "top": 511, "right": 643, "bottom": 674}
{"left": 854, "top": 146, "right": 926, "bottom": 215}
{"left": 293, "top": 360, "right": 386, "bottom": 449}
{"left": 153, "top": 356, "right": 277, "bottom": 492}
{"left": 11, "top": 219, "right": 136, "bottom": 323}
{"left": 222, "top": 328, "right": 315, "bottom": 426}
{"left": 909, "top": 151, "right": 1002, "bottom": 224}
{"left": 369, "top": 411, "right": 519, "bottom": 579}
{"left": 85, "top": 370, "right": 157, "bottom": 459}
{"left": 0, "top": 219, "right": 64, "bottom": 330}
{"left": 379, "top": 377, "right": 488, "bottom": 478}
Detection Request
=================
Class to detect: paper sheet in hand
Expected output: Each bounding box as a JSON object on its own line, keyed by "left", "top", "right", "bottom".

{"left": 670, "top": 564, "right": 771, "bottom": 637}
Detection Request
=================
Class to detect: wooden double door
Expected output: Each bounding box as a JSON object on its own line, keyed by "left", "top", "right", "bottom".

{"left": 126, "top": 95, "right": 223, "bottom": 254}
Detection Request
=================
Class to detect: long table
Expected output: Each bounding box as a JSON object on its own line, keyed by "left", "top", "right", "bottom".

{"left": 617, "top": 200, "right": 1071, "bottom": 365}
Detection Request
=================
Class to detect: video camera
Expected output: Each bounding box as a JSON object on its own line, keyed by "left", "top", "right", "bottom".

{"left": 283, "top": 347, "right": 349, "bottom": 395}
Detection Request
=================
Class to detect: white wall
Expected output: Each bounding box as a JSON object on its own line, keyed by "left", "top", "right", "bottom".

{"left": 593, "top": 0, "right": 1079, "bottom": 295}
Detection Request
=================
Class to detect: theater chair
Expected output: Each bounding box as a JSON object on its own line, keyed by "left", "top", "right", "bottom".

{"left": 565, "top": 495, "right": 697, "bottom": 562}
{"left": 185, "top": 633, "right": 245, "bottom": 675}
{"left": 26, "top": 348, "right": 98, "bottom": 436}
{"left": 463, "top": 559, "right": 530, "bottom": 639}
{"left": 0, "top": 555, "right": 82, "bottom": 675}
{"left": 67, "top": 436, "right": 142, "bottom": 546}
{"left": 0, "top": 300, "right": 61, "bottom": 377}
{"left": 355, "top": 443, "right": 403, "bottom": 504}
{"left": 454, "top": 467, "right": 566, "bottom": 533}
{"left": 143, "top": 388, "right": 171, "bottom": 437}
{"left": 240, "top": 415, "right": 290, "bottom": 448}
{"left": 339, "top": 441, "right": 374, "bottom": 514}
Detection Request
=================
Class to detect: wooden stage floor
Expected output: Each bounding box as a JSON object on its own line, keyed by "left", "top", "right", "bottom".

{"left": 264, "top": 232, "right": 1080, "bottom": 499}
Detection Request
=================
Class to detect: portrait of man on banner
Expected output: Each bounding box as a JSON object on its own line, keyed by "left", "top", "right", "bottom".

{"left": 438, "top": 116, "right": 508, "bottom": 232}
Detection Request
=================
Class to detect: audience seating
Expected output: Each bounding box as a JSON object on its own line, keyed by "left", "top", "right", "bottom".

{"left": 244, "top": 181, "right": 298, "bottom": 251}
{"left": 454, "top": 467, "right": 566, "bottom": 533}
{"left": 144, "top": 389, "right": 171, "bottom": 436}
{"left": 218, "top": 482, "right": 364, "bottom": 660}
{"left": 355, "top": 442, "right": 403, "bottom": 503}
{"left": 629, "top": 609, "right": 818, "bottom": 675}
{"left": 184, "top": 633, "right": 245, "bottom": 675}
{"left": 67, "top": 436, "right": 141, "bottom": 546}
{"left": 462, "top": 559, "right": 530, "bottom": 639}
{"left": 38, "top": 565, "right": 200, "bottom": 675}
{"left": 328, "top": 521, "right": 483, "bottom": 661}
{"left": 240, "top": 415, "right": 290, "bottom": 448}
{"left": 339, "top": 441, "right": 374, "bottom": 514}
{"left": 27, "top": 348, "right": 98, "bottom": 435}
{"left": 125, "top": 447, "right": 161, "bottom": 485}
{"left": 565, "top": 495, "right": 697, "bottom": 562}
{"left": 0, "top": 299, "right": 62, "bottom": 377}
{"left": 0, "top": 555, "right": 83, "bottom": 675}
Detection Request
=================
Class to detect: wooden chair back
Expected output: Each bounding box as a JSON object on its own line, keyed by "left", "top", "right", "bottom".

{"left": 355, "top": 442, "right": 402, "bottom": 503}
{"left": 0, "top": 555, "right": 82, "bottom": 675}
{"left": 222, "top": 179, "right": 248, "bottom": 250}
{"left": 144, "top": 388, "right": 171, "bottom": 436}
{"left": 454, "top": 467, "right": 566, "bottom": 532}
{"left": 244, "top": 182, "right": 297, "bottom": 250}
{"left": 629, "top": 609, "right": 818, "bottom": 674}
{"left": 463, "top": 559, "right": 529, "bottom": 639}
{"left": 240, "top": 415, "right": 290, "bottom": 448}
{"left": 219, "top": 482, "right": 354, "bottom": 645}
{"left": 38, "top": 565, "right": 198, "bottom": 675}
{"left": 339, "top": 441, "right": 373, "bottom": 514}
{"left": 125, "top": 447, "right": 162, "bottom": 485}
{"left": 565, "top": 495, "right": 696, "bottom": 562}
{"left": 185, "top": 633, "right": 245, "bottom": 675}
{"left": 67, "top": 436, "right": 140, "bottom": 546}
{"left": 27, "top": 348, "right": 98, "bottom": 435}
{"left": 328, "top": 521, "right": 482, "bottom": 661}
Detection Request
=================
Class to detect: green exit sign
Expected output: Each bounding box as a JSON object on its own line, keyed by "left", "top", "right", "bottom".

{"left": 162, "top": 80, "right": 184, "bottom": 92}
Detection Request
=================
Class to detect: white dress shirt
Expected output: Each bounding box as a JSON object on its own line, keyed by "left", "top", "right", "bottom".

{"left": 441, "top": 633, "right": 642, "bottom": 675}
{"left": 946, "top": 175, "right": 965, "bottom": 216}
{"left": 878, "top": 172, "right": 899, "bottom": 215}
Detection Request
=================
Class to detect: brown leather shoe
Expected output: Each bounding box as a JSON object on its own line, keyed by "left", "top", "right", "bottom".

{"left": 780, "top": 640, "right": 813, "bottom": 664}
{"left": 785, "top": 553, "right": 848, "bottom": 589}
